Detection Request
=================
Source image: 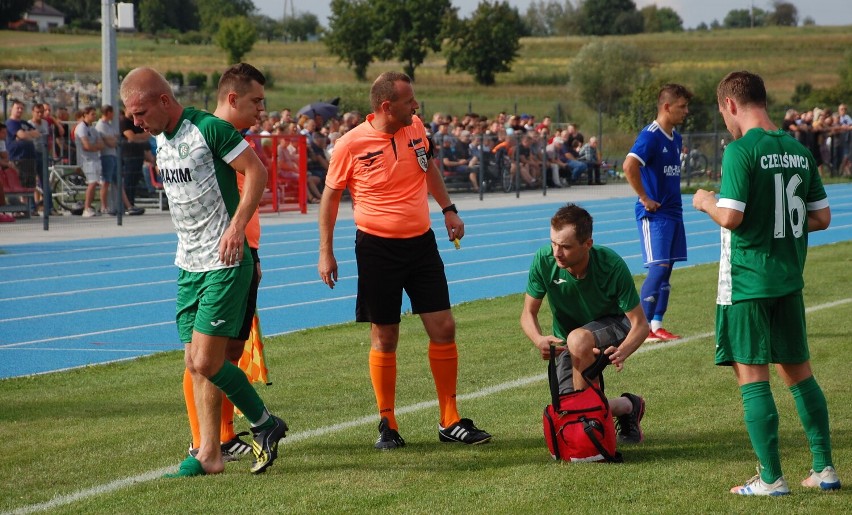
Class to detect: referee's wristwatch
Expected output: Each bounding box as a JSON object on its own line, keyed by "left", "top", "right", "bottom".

{"left": 441, "top": 203, "right": 458, "bottom": 215}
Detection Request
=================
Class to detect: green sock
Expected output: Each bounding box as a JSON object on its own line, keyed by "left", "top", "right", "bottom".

{"left": 790, "top": 375, "right": 833, "bottom": 472}
{"left": 209, "top": 360, "right": 267, "bottom": 426}
{"left": 740, "top": 381, "right": 782, "bottom": 483}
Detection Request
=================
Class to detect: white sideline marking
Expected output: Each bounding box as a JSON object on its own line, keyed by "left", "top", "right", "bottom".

{"left": 7, "top": 297, "right": 850, "bottom": 515}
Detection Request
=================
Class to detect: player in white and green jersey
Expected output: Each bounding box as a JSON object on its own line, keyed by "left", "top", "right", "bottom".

{"left": 694, "top": 71, "right": 838, "bottom": 496}
{"left": 521, "top": 204, "right": 650, "bottom": 443}
{"left": 121, "top": 67, "right": 287, "bottom": 477}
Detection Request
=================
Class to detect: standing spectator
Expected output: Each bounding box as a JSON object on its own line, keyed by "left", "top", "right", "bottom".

{"left": 121, "top": 66, "right": 286, "bottom": 477}
{"left": 96, "top": 105, "right": 144, "bottom": 216}
{"left": 75, "top": 106, "right": 105, "bottom": 217}
{"left": 623, "top": 83, "right": 693, "bottom": 342}
{"left": 120, "top": 106, "right": 152, "bottom": 206}
{"left": 43, "top": 103, "right": 66, "bottom": 160}
{"left": 837, "top": 104, "right": 852, "bottom": 175}
{"left": 5, "top": 101, "right": 40, "bottom": 209}
{"left": 29, "top": 103, "right": 51, "bottom": 213}
{"left": 693, "top": 70, "right": 838, "bottom": 496}
{"left": 317, "top": 71, "right": 492, "bottom": 450}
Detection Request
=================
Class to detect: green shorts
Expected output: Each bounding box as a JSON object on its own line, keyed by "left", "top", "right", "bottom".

{"left": 176, "top": 265, "right": 253, "bottom": 343}
{"left": 715, "top": 292, "right": 809, "bottom": 366}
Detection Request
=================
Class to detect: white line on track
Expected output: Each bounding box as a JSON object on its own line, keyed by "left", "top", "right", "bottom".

{"left": 6, "top": 297, "right": 850, "bottom": 515}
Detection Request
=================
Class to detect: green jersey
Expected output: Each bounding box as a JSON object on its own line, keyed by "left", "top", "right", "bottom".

{"left": 526, "top": 245, "right": 640, "bottom": 339}
{"left": 716, "top": 128, "right": 829, "bottom": 304}
{"left": 155, "top": 107, "right": 250, "bottom": 272}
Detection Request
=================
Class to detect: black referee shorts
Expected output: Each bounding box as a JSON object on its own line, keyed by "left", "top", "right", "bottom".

{"left": 354, "top": 229, "right": 451, "bottom": 324}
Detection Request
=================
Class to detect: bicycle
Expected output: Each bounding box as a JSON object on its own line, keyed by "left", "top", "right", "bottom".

{"left": 45, "top": 164, "right": 88, "bottom": 214}
{"left": 681, "top": 148, "right": 709, "bottom": 180}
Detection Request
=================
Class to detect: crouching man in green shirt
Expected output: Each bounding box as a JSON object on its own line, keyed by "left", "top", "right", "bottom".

{"left": 520, "top": 203, "right": 650, "bottom": 444}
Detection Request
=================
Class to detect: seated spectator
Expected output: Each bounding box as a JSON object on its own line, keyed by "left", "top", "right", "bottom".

{"left": 578, "top": 136, "right": 604, "bottom": 185}
{"left": 518, "top": 133, "right": 542, "bottom": 186}
{"left": 545, "top": 136, "right": 568, "bottom": 188}
{"left": 456, "top": 130, "right": 480, "bottom": 191}
{"left": 441, "top": 135, "right": 469, "bottom": 175}
{"left": 305, "top": 132, "right": 328, "bottom": 203}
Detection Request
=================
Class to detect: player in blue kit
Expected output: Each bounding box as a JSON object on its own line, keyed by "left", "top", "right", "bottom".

{"left": 623, "top": 84, "right": 693, "bottom": 342}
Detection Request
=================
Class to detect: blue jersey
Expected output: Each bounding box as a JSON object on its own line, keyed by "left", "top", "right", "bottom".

{"left": 627, "top": 121, "right": 683, "bottom": 220}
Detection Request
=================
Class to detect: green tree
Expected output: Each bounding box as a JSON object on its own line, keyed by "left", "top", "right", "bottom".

{"left": 138, "top": 0, "right": 198, "bottom": 34}
{"left": 198, "top": 0, "right": 255, "bottom": 35}
{"left": 215, "top": 16, "right": 257, "bottom": 64}
{"left": 252, "top": 14, "right": 283, "bottom": 43}
{"left": 325, "top": 0, "right": 375, "bottom": 81}
{"left": 523, "top": 0, "right": 576, "bottom": 37}
{"left": 577, "top": 0, "right": 643, "bottom": 36}
{"left": 370, "top": 0, "right": 453, "bottom": 80}
{"left": 281, "top": 12, "right": 321, "bottom": 41}
{"left": 569, "top": 39, "right": 652, "bottom": 113}
{"left": 766, "top": 1, "right": 798, "bottom": 26}
{"left": 444, "top": 1, "right": 523, "bottom": 86}
{"left": 723, "top": 8, "right": 766, "bottom": 28}
{"left": 49, "top": 0, "right": 100, "bottom": 29}
{"left": 640, "top": 5, "right": 683, "bottom": 33}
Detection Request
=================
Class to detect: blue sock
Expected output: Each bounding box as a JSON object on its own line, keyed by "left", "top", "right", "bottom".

{"left": 640, "top": 265, "right": 670, "bottom": 322}
{"left": 653, "top": 267, "right": 673, "bottom": 320}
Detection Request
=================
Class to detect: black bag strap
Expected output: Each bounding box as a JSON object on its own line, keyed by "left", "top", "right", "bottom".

{"left": 548, "top": 345, "right": 610, "bottom": 417}
{"left": 547, "top": 345, "right": 561, "bottom": 408}
{"left": 582, "top": 418, "right": 623, "bottom": 463}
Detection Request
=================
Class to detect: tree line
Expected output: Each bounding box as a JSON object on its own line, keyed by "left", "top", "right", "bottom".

{"left": 0, "top": 0, "right": 826, "bottom": 89}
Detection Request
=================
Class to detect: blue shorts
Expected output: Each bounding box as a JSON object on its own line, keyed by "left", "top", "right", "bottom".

{"left": 637, "top": 216, "right": 687, "bottom": 266}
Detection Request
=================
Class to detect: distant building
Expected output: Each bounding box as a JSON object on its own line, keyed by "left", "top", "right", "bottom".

{"left": 23, "top": 1, "right": 65, "bottom": 32}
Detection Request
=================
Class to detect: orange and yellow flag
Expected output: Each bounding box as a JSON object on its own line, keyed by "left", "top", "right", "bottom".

{"left": 238, "top": 313, "right": 270, "bottom": 385}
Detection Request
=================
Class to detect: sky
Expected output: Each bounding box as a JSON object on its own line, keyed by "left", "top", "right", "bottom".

{"left": 254, "top": 0, "right": 852, "bottom": 29}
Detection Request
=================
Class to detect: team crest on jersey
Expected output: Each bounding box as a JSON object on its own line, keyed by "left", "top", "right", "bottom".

{"left": 415, "top": 147, "right": 428, "bottom": 172}
{"left": 178, "top": 143, "right": 190, "bottom": 159}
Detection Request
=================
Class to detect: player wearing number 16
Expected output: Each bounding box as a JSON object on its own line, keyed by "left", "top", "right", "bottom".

{"left": 693, "top": 71, "right": 838, "bottom": 496}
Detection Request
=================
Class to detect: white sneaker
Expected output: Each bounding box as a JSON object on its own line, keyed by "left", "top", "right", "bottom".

{"left": 802, "top": 466, "right": 841, "bottom": 491}
{"left": 82, "top": 207, "right": 97, "bottom": 217}
{"left": 730, "top": 471, "right": 790, "bottom": 496}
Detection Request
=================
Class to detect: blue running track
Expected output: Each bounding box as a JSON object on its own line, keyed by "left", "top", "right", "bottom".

{"left": 1, "top": 185, "right": 850, "bottom": 379}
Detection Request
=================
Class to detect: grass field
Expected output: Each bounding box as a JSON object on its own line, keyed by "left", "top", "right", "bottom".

{"left": 1, "top": 241, "right": 849, "bottom": 514}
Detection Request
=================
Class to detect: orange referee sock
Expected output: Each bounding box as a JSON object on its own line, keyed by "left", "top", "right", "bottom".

{"left": 184, "top": 365, "right": 238, "bottom": 450}
{"left": 429, "top": 341, "right": 461, "bottom": 428}
{"left": 369, "top": 348, "right": 398, "bottom": 430}
{"left": 183, "top": 368, "right": 201, "bottom": 449}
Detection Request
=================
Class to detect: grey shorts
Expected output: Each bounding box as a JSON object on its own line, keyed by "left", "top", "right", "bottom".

{"left": 556, "top": 314, "right": 631, "bottom": 394}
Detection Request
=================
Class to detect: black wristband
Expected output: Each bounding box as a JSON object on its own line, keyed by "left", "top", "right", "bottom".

{"left": 441, "top": 203, "right": 458, "bottom": 214}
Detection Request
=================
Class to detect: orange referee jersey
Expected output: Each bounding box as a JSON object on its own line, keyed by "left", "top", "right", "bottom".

{"left": 235, "top": 170, "right": 260, "bottom": 249}
{"left": 325, "top": 114, "right": 433, "bottom": 239}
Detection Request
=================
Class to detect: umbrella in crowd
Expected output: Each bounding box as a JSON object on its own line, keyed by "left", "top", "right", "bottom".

{"left": 297, "top": 101, "right": 339, "bottom": 121}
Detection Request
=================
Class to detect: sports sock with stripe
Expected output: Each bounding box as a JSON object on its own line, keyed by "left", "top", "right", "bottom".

{"left": 741, "top": 381, "right": 783, "bottom": 483}
{"left": 209, "top": 360, "right": 268, "bottom": 427}
{"left": 790, "top": 375, "right": 834, "bottom": 472}
{"left": 429, "top": 341, "right": 460, "bottom": 428}
{"left": 369, "top": 348, "right": 398, "bottom": 430}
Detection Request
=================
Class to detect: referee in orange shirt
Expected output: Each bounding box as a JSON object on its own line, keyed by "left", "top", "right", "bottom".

{"left": 318, "top": 72, "right": 491, "bottom": 449}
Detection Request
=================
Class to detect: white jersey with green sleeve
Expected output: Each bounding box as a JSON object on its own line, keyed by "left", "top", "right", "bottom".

{"left": 155, "top": 107, "right": 250, "bottom": 272}
{"left": 526, "top": 245, "right": 640, "bottom": 340}
{"left": 716, "top": 128, "right": 829, "bottom": 304}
